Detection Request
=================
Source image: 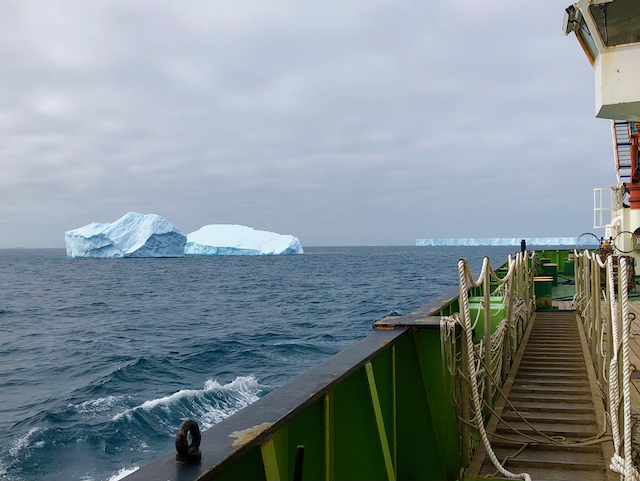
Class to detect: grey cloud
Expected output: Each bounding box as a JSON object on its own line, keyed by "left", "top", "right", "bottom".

{"left": 0, "top": 0, "right": 615, "bottom": 247}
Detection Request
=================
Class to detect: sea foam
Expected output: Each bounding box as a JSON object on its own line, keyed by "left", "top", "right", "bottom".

{"left": 112, "top": 376, "right": 264, "bottom": 429}
{"left": 8, "top": 427, "right": 44, "bottom": 457}
{"left": 107, "top": 465, "right": 140, "bottom": 481}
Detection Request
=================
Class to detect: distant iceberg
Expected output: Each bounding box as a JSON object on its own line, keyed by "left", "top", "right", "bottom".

{"left": 185, "top": 225, "right": 303, "bottom": 255}
{"left": 416, "top": 237, "right": 600, "bottom": 247}
{"left": 66, "top": 212, "right": 186, "bottom": 258}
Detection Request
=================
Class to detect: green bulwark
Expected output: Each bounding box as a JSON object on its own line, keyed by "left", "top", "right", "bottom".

{"left": 126, "top": 251, "right": 578, "bottom": 481}
{"left": 214, "top": 326, "right": 460, "bottom": 481}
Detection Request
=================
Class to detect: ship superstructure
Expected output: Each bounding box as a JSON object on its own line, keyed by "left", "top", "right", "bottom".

{"left": 564, "top": 0, "right": 640, "bottom": 260}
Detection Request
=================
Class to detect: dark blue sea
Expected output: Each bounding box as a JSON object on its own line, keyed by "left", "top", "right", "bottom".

{"left": 0, "top": 246, "right": 517, "bottom": 481}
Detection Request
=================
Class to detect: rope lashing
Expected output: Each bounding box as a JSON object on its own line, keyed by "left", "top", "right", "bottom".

{"left": 456, "top": 255, "right": 531, "bottom": 481}
{"left": 573, "top": 249, "right": 640, "bottom": 481}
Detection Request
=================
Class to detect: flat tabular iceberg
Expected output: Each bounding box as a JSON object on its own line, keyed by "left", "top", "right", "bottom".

{"left": 185, "top": 225, "right": 303, "bottom": 255}
{"left": 416, "top": 237, "right": 599, "bottom": 247}
{"left": 66, "top": 212, "right": 186, "bottom": 258}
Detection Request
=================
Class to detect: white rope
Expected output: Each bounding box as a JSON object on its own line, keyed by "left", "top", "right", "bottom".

{"left": 606, "top": 254, "right": 622, "bottom": 460}
{"left": 617, "top": 257, "right": 640, "bottom": 481}
{"left": 457, "top": 256, "right": 531, "bottom": 481}
{"left": 575, "top": 249, "right": 640, "bottom": 480}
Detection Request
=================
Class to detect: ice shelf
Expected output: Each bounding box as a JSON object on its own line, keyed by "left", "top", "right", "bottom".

{"left": 185, "top": 224, "right": 303, "bottom": 255}
{"left": 65, "top": 212, "right": 186, "bottom": 258}
{"left": 416, "top": 237, "right": 600, "bottom": 247}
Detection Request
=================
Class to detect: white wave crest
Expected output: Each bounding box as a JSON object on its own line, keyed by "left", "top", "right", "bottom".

{"left": 70, "top": 395, "right": 128, "bottom": 415}
{"left": 107, "top": 465, "right": 139, "bottom": 481}
{"left": 112, "top": 375, "right": 263, "bottom": 426}
{"left": 8, "top": 427, "right": 43, "bottom": 457}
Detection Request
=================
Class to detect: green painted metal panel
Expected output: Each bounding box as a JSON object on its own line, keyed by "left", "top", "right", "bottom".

{"left": 394, "top": 333, "right": 448, "bottom": 481}
{"left": 284, "top": 399, "right": 324, "bottom": 481}
{"left": 534, "top": 278, "right": 553, "bottom": 298}
{"left": 270, "top": 426, "right": 288, "bottom": 480}
{"left": 215, "top": 446, "right": 267, "bottom": 481}
{"left": 467, "top": 296, "right": 505, "bottom": 340}
{"left": 369, "top": 347, "right": 396, "bottom": 469}
{"left": 542, "top": 263, "right": 558, "bottom": 286}
{"left": 564, "top": 259, "right": 575, "bottom": 275}
{"left": 206, "top": 329, "right": 461, "bottom": 481}
{"left": 332, "top": 367, "right": 389, "bottom": 480}
{"left": 325, "top": 392, "right": 334, "bottom": 481}
{"left": 364, "top": 362, "right": 396, "bottom": 481}
{"left": 261, "top": 439, "right": 281, "bottom": 481}
{"left": 413, "top": 329, "right": 460, "bottom": 481}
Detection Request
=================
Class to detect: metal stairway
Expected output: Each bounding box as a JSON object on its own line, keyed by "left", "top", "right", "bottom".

{"left": 476, "top": 311, "right": 612, "bottom": 481}
{"left": 613, "top": 120, "right": 632, "bottom": 185}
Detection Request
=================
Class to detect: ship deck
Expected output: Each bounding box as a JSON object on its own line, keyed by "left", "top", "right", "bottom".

{"left": 123, "top": 253, "right": 640, "bottom": 481}
{"left": 467, "top": 275, "right": 640, "bottom": 480}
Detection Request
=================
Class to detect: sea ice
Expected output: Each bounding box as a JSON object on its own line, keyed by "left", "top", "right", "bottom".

{"left": 65, "top": 212, "right": 186, "bottom": 258}
{"left": 415, "top": 237, "right": 599, "bottom": 247}
{"left": 185, "top": 225, "right": 303, "bottom": 255}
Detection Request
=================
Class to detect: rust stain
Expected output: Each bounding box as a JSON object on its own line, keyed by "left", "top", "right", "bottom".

{"left": 380, "top": 340, "right": 390, "bottom": 346}
{"left": 309, "top": 392, "right": 315, "bottom": 398}
{"left": 229, "top": 422, "right": 273, "bottom": 447}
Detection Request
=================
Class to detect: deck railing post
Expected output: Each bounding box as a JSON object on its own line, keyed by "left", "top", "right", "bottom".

{"left": 594, "top": 257, "right": 603, "bottom": 380}
{"left": 575, "top": 254, "right": 581, "bottom": 312}
{"left": 484, "top": 258, "right": 492, "bottom": 409}
{"left": 585, "top": 258, "right": 592, "bottom": 338}
{"left": 518, "top": 254, "right": 525, "bottom": 342}
{"left": 605, "top": 260, "right": 613, "bottom": 408}
{"left": 502, "top": 258, "right": 515, "bottom": 384}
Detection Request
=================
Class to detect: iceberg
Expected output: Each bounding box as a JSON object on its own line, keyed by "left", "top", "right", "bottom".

{"left": 65, "top": 212, "right": 186, "bottom": 258}
{"left": 185, "top": 225, "right": 303, "bottom": 255}
{"left": 416, "top": 237, "right": 600, "bottom": 247}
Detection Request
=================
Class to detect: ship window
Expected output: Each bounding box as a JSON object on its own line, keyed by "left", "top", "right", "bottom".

{"left": 576, "top": 12, "right": 598, "bottom": 64}
{"left": 590, "top": 0, "right": 640, "bottom": 47}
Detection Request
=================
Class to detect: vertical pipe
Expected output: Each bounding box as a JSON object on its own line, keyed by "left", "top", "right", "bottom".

{"left": 484, "top": 257, "right": 492, "bottom": 409}
{"left": 392, "top": 345, "right": 397, "bottom": 474}
{"left": 502, "top": 257, "right": 515, "bottom": 383}
{"left": 517, "top": 255, "right": 524, "bottom": 342}
{"left": 293, "top": 446, "right": 305, "bottom": 481}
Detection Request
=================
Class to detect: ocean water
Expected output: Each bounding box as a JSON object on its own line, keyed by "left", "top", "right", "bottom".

{"left": 0, "top": 246, "right": 517, "bottom": 481}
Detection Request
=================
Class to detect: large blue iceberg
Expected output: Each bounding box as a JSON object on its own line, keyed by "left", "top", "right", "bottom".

{"left": 416, "top": 237, "right": 600, "bottom": 247}
{"left": 65, "top": 212, "right": 186, "bottom": 258}
{"left": 185, "top": 225, "right": 303, "bottom": 255}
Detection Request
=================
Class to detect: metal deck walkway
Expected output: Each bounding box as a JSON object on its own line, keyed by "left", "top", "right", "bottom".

{"left": 471, "top": 311, "right": 615, "bottom": 481}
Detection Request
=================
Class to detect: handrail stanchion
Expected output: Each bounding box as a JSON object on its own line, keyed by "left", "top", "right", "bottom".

{"left": 594, "top": 256, "right": 603, "bottom": 380}
{"left": 605, "top": 260, "right": 613, "bottom": 407}
{"left": 484, "top": 258, "right": 492, "bottom": 411}
{"left": 502, "top": 267, "right": 514, "bottom": 384}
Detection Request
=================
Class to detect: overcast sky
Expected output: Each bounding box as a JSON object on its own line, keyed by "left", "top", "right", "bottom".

{"left": 0, "top": 0, "right": 615, "bottom": 247}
